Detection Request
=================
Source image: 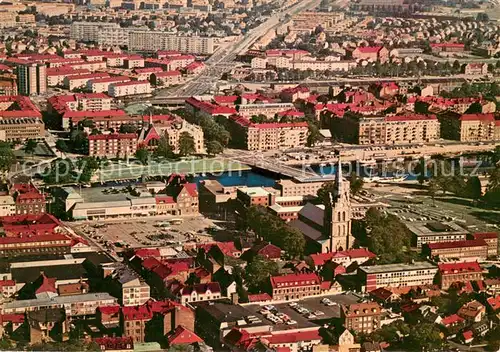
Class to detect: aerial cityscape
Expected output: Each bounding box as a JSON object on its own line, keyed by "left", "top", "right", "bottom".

{"left": 0, "top": 0, "right": 499, "bottom": 351}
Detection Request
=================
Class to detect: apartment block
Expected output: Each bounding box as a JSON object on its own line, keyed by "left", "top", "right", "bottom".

{"left": 424, "top": 239, "right": 489, "bottom": 261}
{"left": 237, "top": 102, "right": 295, "bottom": 119}
{"left": 164, "top": 120, "right": 204, "bottom": 154}
{"left": 128, "top": 31, "right": 214, "bottom": 54}
{"left": 275, "top": 179, "right": 325, "bottom": 197}
{"left": 358, "top": 262, "right": 438, "bottom": 292}
{"left": 331, "top": 114, "right": 440, "bottom": 145}
{"left": 341, "top": 302, "right": 382, "bottom": 334}
{"left": 151, "top": 71, "right": 182, "bottom": 87}
{"left": 88, "top": 133, "right": 138, "bottom": 158}
{"left": 0, "top": 118, "right": 44, "bottom": 142}
{"left": 439, "top": 113, "right": 496, "bottom": 142}
{"left": 406, "top": 221, "right": 468, "bottom": 248}
{"left": 70, "top": 22, "right": 124, "bottom": 42}
{"left": 438, "top": 262, "right": 483, "bottom": 290}
{"left": 87, "top": 76, "right": 131, "bottom": 94}
{"left": 47, "top": 68, "right": 90, "bottom": 87}
{"left": 108, "top": 81, "right": 152, "bottom": 97}
{"left": 229, "top": 115, "right": 308, "bottom": 151}
{"left": 270, "top": 273, "right": 322, "bottom": 301}
{"left": 17, "top": 62, "right": 47, "bottom": 96}
{"left": 64, "top": 73, "right": 110, "bottom": 91}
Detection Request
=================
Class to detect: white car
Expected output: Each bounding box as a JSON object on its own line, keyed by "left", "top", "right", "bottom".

{"left": 286, "top": 320, "right": 297, "bottom": 325}
{"left": 314, "top": 310, "right": 325, "bottom": 316}
{"left": 306, "top": 313, "right": 317, "bottom": 319}
{"left": 288, "top": 302, "right": 298, "bottom": 308}
{"left": 263, "top": 305, "right": 275, "bottom": 311}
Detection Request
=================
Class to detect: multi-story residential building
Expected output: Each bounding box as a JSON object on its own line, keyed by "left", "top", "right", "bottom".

{"left": 358, "top": 262, "right": 438, "bottom": 292}
{"left": 236, "top": 187, "right": 277, "bottom": 207}
{"left": 97, "top": 27, "right": 130, "bottom": 47}
{"left": 70, "top": 22, "right": 124, "bottom": 42}
{"left": 439, "top": 113, "right": 496, "bottom": 142}
{"left": 15, "top": 190, "right": 46, "bottom": 215}
{"left": 468, "top": 233, "right": 498, "bottom": 257}
{"left": 351, "top": 46, "right": 389, "bottom": 63}
{"left": 279, "top": 86, "right": 310, "bottom": 103}
{"left": 128, "top": 31, "right": 214, "bottom": 54}
{"left": 406, "top": 221, "right": 469, "bottom": 248}
{"left": 424, "top": 239, "right": 489, "bottom": 261}
{"left": 164, "top": 120, "right": 204, "bottom": 154}
{"left": 64, "top": 73, "right": 110, "bottom": 91}
{"left": 275, "top": 179, "right": 325, "bottom": 197}
{"left": 0, "top": 118, "right": 44, "bottom": 142}
{"left": 109, "top": 264, "right": 151, "bottom": 306}
{"left": 269, "top": 273, "right": 322, "bottom": 301}
{"left": 151, "top": 71, "right": 183, "bottom": 87}
{"left": 87, "top": 76, "right": 131, "bottom": 94}
{"left": 341, "top": 302, "right": 382, "bottom": 334}
{"left": 121, "top": 300, "right": 194, "bottom": 343}
{"left": 330, "top": 114, "right": 440, "bottom": 145}
{"left": 0, "top": 234, "right": 73, "bottom": 257}
{"left": 108, "top": 81, "right": 152, "bottom": 97}
{"left": 237, "top": 102, "right": 295, "bottom": 119}
{"left": 88, "top": 133, "right": 138, "bottom": 158}
{"left": 179, "top": 282, "right": 222, "bottom": 305}
{"left": 47, "top": 68, "right": 90, "bottom": 87}
{"left": 229, "top": 115, "right": 308, "bottom": 151}
{"left": 48, "top": 93, "right": 113, "bottom": 116}
{"left": 430, "top": 43, "right": 465, "bottom": 54}
{"left": 17, "top": 62, "right": 47, "bottom": 96}
{"left": 464, "top": 63, "right": 488, "bottom": 75}
{"left": 62, "top": 110, "right": 140, "bottom": 131}
{"left": 0, "top": 195, "right": 15, "bottom": 216}
{"left": 437, "top": 261, "right": 483, "bottom": 289}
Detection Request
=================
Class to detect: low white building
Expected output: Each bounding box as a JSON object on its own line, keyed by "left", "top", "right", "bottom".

{"left": 108, "top": 80, "right": 152, "bottom": 97}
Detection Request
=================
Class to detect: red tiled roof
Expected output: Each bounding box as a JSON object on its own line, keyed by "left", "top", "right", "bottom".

{"left": 98, "top": 305, "right": 121, "bottom": 315}
{"left": 487, "top": 295, "right": 500, "bottom": 311}
{"left": 182, "top": 183, "right": 198, "bottom": 197}
{"left": 213, "top": 95, "right": 238, "bottom": 104}
{"left": 247, "top": 293, "right": 272, "bottom": 302}
{"left": 121, "top": 305, "right": 152, "bottom": 321}
{"left": 472, "top": 232, "right": 498, "bottom": 240}
{"left": 267, "top": 330, "right": 321, "bottom": 344}
{"left": 110, "top": 80, "right": 149, "bottom": 88}
{"left": 134, "top": 67, "right": 163, "bottom": 74}
{"left": 168, "top": 326, "right": 203, "bottom": 345}
{"left": 441, "top": 314, "right": 464, "bottom": 326}
{"left": 386, "top": 114, "right": 437, "bottom": 122}
{"left": 89, "top": 76, "right": 131, "bottom": 84}
{"left": 154, "top": 70, "right": 181, "bottom": 77}
{"left": 88, "top": 133, "right": 137, "bottom": 141}
{"left": 463, "top": 330, "right": 473, "bottom": 341}
{"left": 1, "top": 314, "right": 24, "bottom": 324}
{"left": 155, "top": 195, "right": 175, "bottom": 204}
{"left": 430, "top": 43, "right": 465, "bottom": 48}
{"left": 134, "top": 248, "right": 161, "bottom": 259}
{"left": 427, "top": 239, "right": 487, "bottom": 250}
{"left": 181, "top": 282, "right": 221, "bottom": 296}
{"left": 94, "top": 337, "right": 133, "bottom": 351}
{"left": 63, "top": 109, "right": 128, "bottom": 119}
{"left": 460, "top": 114, "right": 495, "bottom": 122}
{"left": 270, "top": 273, "right": 321, "bottom": 289}
{"left": 0, "top": 279, "right": 15, "bottom": 287}
{"left": 438, "top": 261, "right": 482, "bottom": 274}
{"left": 35, "top": 274, "right": 57, "bottom": 295}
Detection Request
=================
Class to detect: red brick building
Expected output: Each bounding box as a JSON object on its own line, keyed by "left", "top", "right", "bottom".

{"left": 468, "top": 232, "right": 498, "bottom": 257}
{"left": 269, "top": 273, "right": 321, "bottom": 301}
{"left": 351, "top": 46, "right": 389, "bottom": 63}
{"left": 341, "top": 302, "right": 382, "bottom": 334}
{"left": 437, "top": 261, "right": 483, "bottom": 289}
{"left": 425, "top": 239, "right": 489, "bottom": 261}
{"left": 88, "top": 133, "right": 138, "bottom": 158}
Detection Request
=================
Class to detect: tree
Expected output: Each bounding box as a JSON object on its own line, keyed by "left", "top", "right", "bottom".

{"left": 206, "top": 140, "right": 224, "bottom": 156}
{"left": 178, "top": 132, "right": 195, "bottom": 156}
{"left": 245, "top": 255, "right": 279, "bottom": 293}
{"left": 281, "top": 228, "right": 306, "bottom": 259}
{"left": 428, "top": 178, "right": 439, "bottom": 206}
{"left": 154, "top": 136, "right": 173, "bottom": 159}
{"left": 349, "top": 172, "right": 364, "bottom": 195}
{"left": 55, "top": 140, "right": 69, "bottom": 153}
{"left": 465, "top": 102, "right": 483, "bottom": 114}
{"left": 135, "top": 146, "right": 150, "bottom": 165}
{"left": 24, "top": 139, "right": 37, "bottom": 156}
{"left": 403, "top": 323, "right": 444, "bottom": 351}
{"left": 0, "top": 141, "right": 16, "bottom": 173}
{"left": 415, "top": 157, "right": 427, "bottom": 185}
{"left": 464, "top": 176, "right": 482, "bottom": 201}
{"left": 120, "top": 124, "right": 137, "bottom": 133}
{"left": 307, "top": 121, "right": 321, "bottom": 147}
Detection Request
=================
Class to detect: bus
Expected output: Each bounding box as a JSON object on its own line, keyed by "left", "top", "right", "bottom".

{"left": 170, "top": 218, "right": 183, "bottom": 225}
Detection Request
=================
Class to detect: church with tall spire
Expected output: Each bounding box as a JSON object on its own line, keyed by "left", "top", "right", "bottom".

{"left": 289, "top": 159, "right": 355, "bottom": 253}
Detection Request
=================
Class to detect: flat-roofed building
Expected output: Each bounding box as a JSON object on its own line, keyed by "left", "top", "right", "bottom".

{"left": 3, "top": 292, "right": 117, "bottom": 316}
{"left": 439, "top": 113, "right": 496, "bottom": 142}
{"left": 275, "top": 179, "right": 325, "bottom": 197}
{"left": 88, "top": 133, "right": 137, "bottom": 158}
{"left": 424, "top": 239, "right": 488, "bottom": 262}
{"left": 0, "top": 195, "right": 15, "bottom": 217}
{"left": 70, "top": 22, "right": 124, "bottom": 42}
{"left": 0, "top": 118, "right": 44, "bottom": 142}
{"left": 128, "top": 31, "right": 214, "bottom": 54}
{"left": 17, "top": 62, "right": 47, "bottom": 96}
{"left": 72, "top": 197, "right": 157, "bottom": 220}
{"left": 358, "top": 262, "right": 438, "bottom": 292}
{"left": 237, "top": 102, "right": 295, "bottom": 119}
{"left": 437, "top": 261, "right": 483, "bottom": 289}
{"left": 406, "top": 221, "right": 468, "bottom": 248}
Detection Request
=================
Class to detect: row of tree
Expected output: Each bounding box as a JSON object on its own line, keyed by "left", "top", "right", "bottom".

{"left": 241, "top": 205, "right": 306, "bottom": 259}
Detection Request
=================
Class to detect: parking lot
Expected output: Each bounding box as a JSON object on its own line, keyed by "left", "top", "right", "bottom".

{"left": 72, "top": 215, "right": 218, "bottom": 249}
{"left": 246, "top": 293, "right": 360, "bottom": 330}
